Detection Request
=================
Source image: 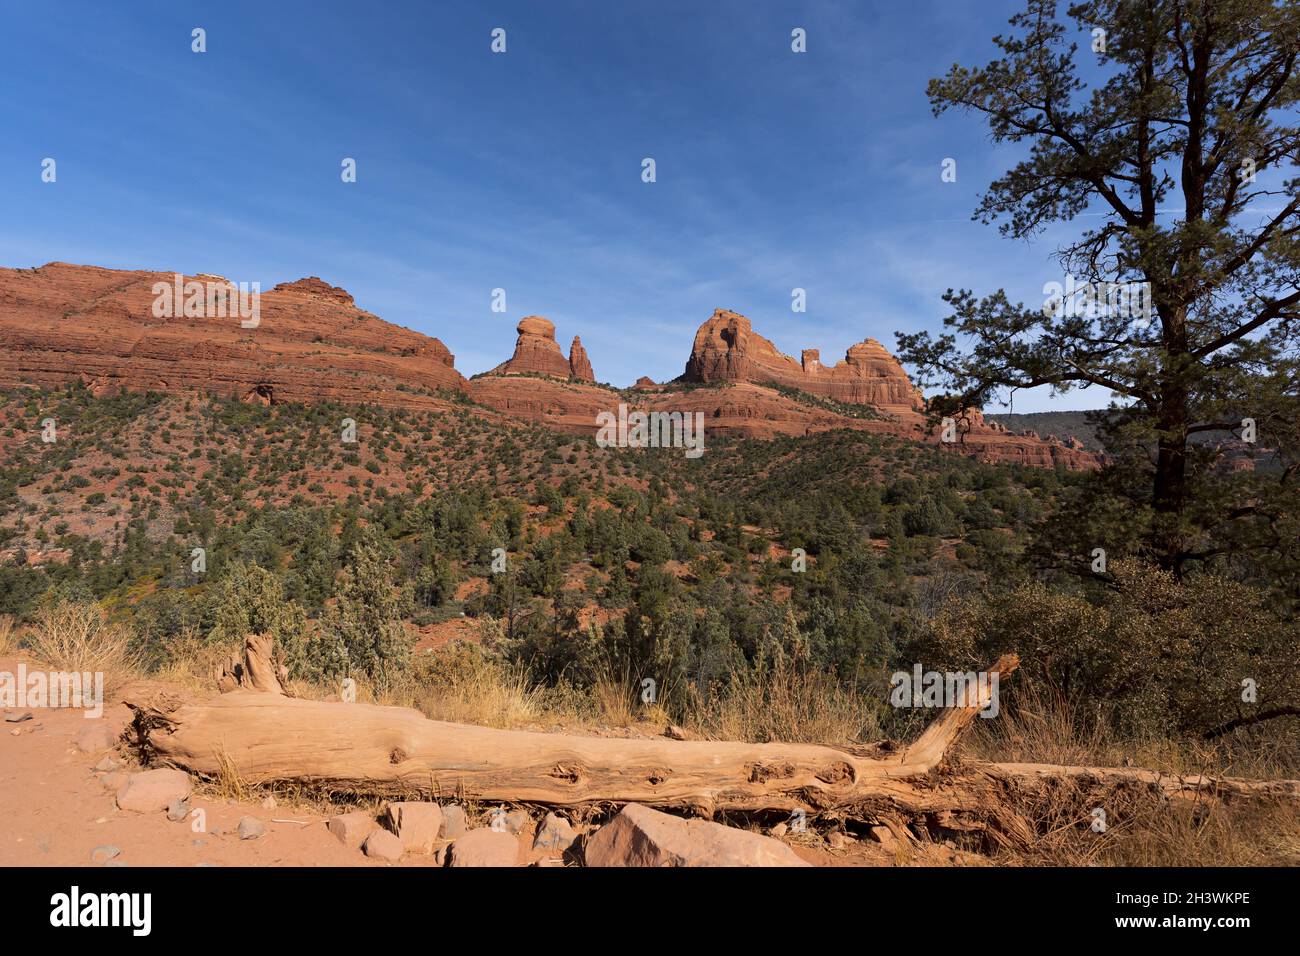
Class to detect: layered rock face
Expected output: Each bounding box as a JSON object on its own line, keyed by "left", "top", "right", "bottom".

{"left": 569, "top": 336, "right": 594, "bottom": 382}
{"left": 0, "top": 262, "right": 465, "bottom": 408}
{"left": 683, "top": 309, "right": 922, "bottom": 414}
{"left": 0, "top": 262, "right": 1096, "bottom": 470}
{"left": 489, "top": 316, "right": 597, "bottom": 382}
{"left": 470, "top": 373, "right": 1096, "bottom": 469}
{"left": 677, "top": 308, "right": 1097, "bottom": 468}
{"left": 490, "top": 316, "right": 571, "bottom": 378}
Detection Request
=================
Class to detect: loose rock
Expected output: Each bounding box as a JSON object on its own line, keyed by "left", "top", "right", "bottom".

{"left": 868, "top": 825, "right": 901, "bottom": 852}
{"left": 446, "top": 829, "right": 519, "bottom": 867}
{"left": 385, "top": 802, "right": 443, "bottom": 854}
{"left": 237, "top": 816, "right": 266, "bottom": 841}
{"left": 490, "top": 808, "right": 528, "bottom": 834}
{"left": 585, "top": 804, "right": 810, "bottom": 867}
{"left": 326, "top": 811, "right": 376, "bottom": 850}
{"left": 362, "top": 829, "right": 404, "bottom": 862}
{"left": 532, "top": 812, "right": 578, "bottom": 854}
{"left": 75, "top": 723, "right": 116, "bottom": 754}
{"left": 441, "top": 804, "right": 467, "bottom": 839}
{"left": 116, "top": 769, "right": 192, "bottom": 813}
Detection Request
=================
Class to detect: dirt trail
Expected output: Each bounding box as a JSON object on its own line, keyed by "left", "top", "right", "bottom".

{"left": 0, "top": 654, "right": 897, "bottom": 867}
{"left": 0, "top": 667, "right": 403, "bottom": 866}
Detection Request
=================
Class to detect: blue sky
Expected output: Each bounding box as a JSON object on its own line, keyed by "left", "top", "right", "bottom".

{"left": 2, "top": 0, "right": 1115, "bottom": 411}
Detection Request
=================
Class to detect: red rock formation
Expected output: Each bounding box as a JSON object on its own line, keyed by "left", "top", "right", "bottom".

{"left": 489, "top": 317, "right": 598, "bottom": 382}
{"left": 0, "top": 262, "right": 1097, "bottom": 470}
{"left": 678, "top": 309, "right": 1097, "bottom": 469}
{"left": 683, "top": 309, "right": 922, "bottom": 414}
{"left": 0, "top": 262, "right": 465, "bottom": 409}
{"left": 569, "top": 336, "right": 594, "bottom": 382}
{"left": 489, "top": 316, "right": 571, "bottom": 378}
{"left": 467, "top": 374, "right": 1096, "bottom": 468}
{"left": 271, "top": 276, "right": 355, "bottom": 306}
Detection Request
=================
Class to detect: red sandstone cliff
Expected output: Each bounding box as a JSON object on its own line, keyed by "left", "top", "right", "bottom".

{"left": 677, "top": 308, "right": 1097, "bottom": 469}
{"left": 0, "top": 262, "right": 465, "bottom": 408}
{"left": 683, "top": 309, "right": 923, "bottom": 414}
{"left": 0, "top": 262, "right": 1096, "bottom": 469}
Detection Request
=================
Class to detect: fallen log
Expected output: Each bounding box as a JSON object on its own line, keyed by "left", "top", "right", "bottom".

{"left": 128, "top": 653, "right": 1019, "bottom": 817}
{"left": 124, "top": 647, "right": 1299, "bottom": 848}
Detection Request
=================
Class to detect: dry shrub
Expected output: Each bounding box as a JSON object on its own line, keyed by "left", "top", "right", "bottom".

{"left": 685, "top": 656, "right": 880, "bottom": 744}
{"left": 0, "top": 614, "right": 16, "bottom": 655}
{"left": 990, "top": 777, "right": 1300, "bottom": 867}
{"left": 969, "top": 671, "right": 1299, "bottom": 779}
{"left": 26, "top": 599, "right": 141, "bottom": 695}
{"left": 151, "top": 626, "right": 233, "bottom": 694}
{"left": 967, "top": 675, "right": 1130, "bottom": 767}
{"left": 406, "top": 642, "right": 544, "bottom": 728}
{"left": 921, "top": 561, "right": 1300, "bottom": 741}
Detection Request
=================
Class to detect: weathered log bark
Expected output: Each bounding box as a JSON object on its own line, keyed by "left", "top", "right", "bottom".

{"left": 128, "top": 655, "right": 1018, "bottom": 816}
{"left": 214, "top": 633, "right": 290, "bottom": 695}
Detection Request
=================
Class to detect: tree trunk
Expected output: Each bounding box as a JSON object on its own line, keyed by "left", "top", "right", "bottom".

{"left": 1152, "top": 333, "right": 1191, "bottom": 573}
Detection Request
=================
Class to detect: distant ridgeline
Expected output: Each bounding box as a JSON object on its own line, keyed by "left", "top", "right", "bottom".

{"left": 985, "top": 411, "right": 1108, "bottom": 452}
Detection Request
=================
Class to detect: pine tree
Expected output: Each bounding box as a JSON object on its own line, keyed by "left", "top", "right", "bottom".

{"left": 900, "top": 0, "right": 1299, "bottom": 577}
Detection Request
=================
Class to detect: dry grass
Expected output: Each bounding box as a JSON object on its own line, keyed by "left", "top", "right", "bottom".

{"left": 26, "top": 599, "right": 142, "bottom": 695}
{"left": 0, "top": 614, "right": 16, "bottom": 655}
{"left": 587, "top": 665, "right": 671, "bottom": 728}
{"left": 683, "top": 657, "right": 880, "bottom": 744}
{"left": 152, "top": 626, "right": 233, "bottom": 694}
{"left": 959, "top": 674, "right": 1300, "bottom": 866}
{"left": 981, "top": 775, "right": 1300, "bottom": 867}
{"left": 967, "top": 675, "right": 1299, "bottom": 779}
{"left": 212, "top": 747, "right": 251, "bottom": 803}
{"left": 403, "top": 644, "right": 545, "bottom": 728}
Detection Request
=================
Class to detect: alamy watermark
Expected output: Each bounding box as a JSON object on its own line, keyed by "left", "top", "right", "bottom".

{"left": 50, "top": 886, "right": 151, "bottom": 936}
{"left": 1042, "top": 274, "right": 1152, "bottom": 323}
{"left": 889, "top": 664, "right": 1000, "bottom": 718}
{"left": 1, "top": 664, "right": 104, "bottom": 718}
{"left": 151, "top": 273, "right": 261, "bottom": 328}
{"left": 595, "top": 404, "right": 705, "bottom": 459}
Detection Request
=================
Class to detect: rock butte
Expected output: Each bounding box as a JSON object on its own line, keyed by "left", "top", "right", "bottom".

{"left": 684, "top": 308, "right": 922, "bottom": 413}
{"left": 488, "top": 315, "right": 595, "bottom": 382}
{"left": 0, "top": 262, "right": 1096, "bottom": 469}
